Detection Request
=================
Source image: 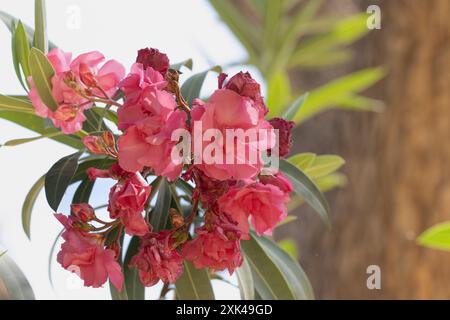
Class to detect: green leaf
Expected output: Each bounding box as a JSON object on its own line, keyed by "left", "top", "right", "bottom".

{"left": 0, "top": 10, "right": 57, "bottom": 50}
{"left": 11, "top": 20, "right": 27, "bottom": 92}
{"left": 288, "top": 152, "right": 316, "bottom": 170}
{"left": 279, "top": 159, "right": 331, "bottom": 227}
{"left": 282, "top": 92, "right": 309, "bottom": 121}
{"left": 149, "top": 179, "right": 172, "bottom": 232}
{"left": 110, "top": 281, "right": 128, "bottom": 300}
{"left": 235, "top": 256, "right": 254, "bottom": 300}
{"left": 0, "top": 94, "right": 35, "bottom": 113}
{"left": 92, "top": 107, "right": 118, "bottom": 125}
{"left": 175, "top": 179, "right": 194, "bottom": 197}
{"left": 208, "top": 0, "right": 261, "bottom": 61}
{"left": 72, "top": 178, "right": 94, "bottom": 204}
{"left": 29, "top": 47, "right": 58, "bottom": 111}
{"left": 241, "top": 234, "right": 295, "bottom": 300}
{"left": 181, "top": 66, "right": 222, "bottom": 105}
{"left": 4, "top": 131, "right": 63, "bottom": 147}
{"left": 45, "top": 151, "right": 83, "bottom": 211}
{"left": 34, "top": 0, "right": 48, "bottom": 53}
{"left": 277, "top": 238, "right": 299, "bottom": 260}
{"left": 256, "top": 235, "right": 314, "bottom": 300}
{"left": 70, "top": 157, "right": 115, "bottom": 183}
{"left": 314, "top": 172, "right": 348, "bottom": 193}
{"left": 170, "top": 59, "right": 193, "bottom": 71}
{"left": 14, "top": 21, "right": 31, "bottom": 89}
{"left": 175, "top": 261, "right": 215, "bottom": 300}
{"left": 266, "top": 72, "right": 291, "bottom": 118}
{"left": 303, "top": 155, "right": 345, "bottom": 179}
{"left": 0, "top": 109, "right": 83, "bottom": 149}
{"left": 294, "top": 67, "right": 385, "bottom": 123}
{"left": 22, "top": 175, "right": 45, "bottom": 239}
{"left": 0, "top": 253, "right": 35, "bottom": 300}
{"left": 124, "top": 237, "right": 145, "bottom": 300}
{"left": 417, "top": 221, "right": 450, "bottom": 251}
{"left": 263, "top": 0, "right": 282, "bottom": 52}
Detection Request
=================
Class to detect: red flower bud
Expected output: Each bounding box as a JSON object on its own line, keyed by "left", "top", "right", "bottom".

{"left": 79, "top": 63, "right": 97, "bottom": 87}
{"left": 268, "top": 117, "right": 294, "bottom": 158}
{"left": 136, "top": 48, "right": 170, "bottom": 75}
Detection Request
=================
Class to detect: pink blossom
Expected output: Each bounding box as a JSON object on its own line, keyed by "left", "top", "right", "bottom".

{"left": 182, "top": 213, "right": 243, "bottom": 273}
{"left": 191, "top": 82, "right": 275, "bottom": 181}
{"left": 54, "top": 214, "right": 123, "bottom": 290}
{"left": 218, "top": 182, "right": 289, "bottom": 237}
{"left": 28, "top": 48, "right": 125, "bottom": 134}
{"left": 130, "top": 231, "right": 183, "bottom": 286}
{"left": 108, "top": 172, "right": 151, "bottom": 236}
{"left": 118, "top": 95, "right": 187, "bottom": 181}
{"left": 136, "top": 48, "right": 170, "bottom": 75}
{"left": 87, "top": 163, "right": 129, "bottom": 181}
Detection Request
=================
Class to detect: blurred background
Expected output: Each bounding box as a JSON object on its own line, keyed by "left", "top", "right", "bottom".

{"left": 1, "top": 0, "right": 449, "bottom": 299}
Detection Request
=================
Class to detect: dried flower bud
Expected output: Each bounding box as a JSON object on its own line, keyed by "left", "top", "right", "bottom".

{"left": 169, "top": 208, "right": 185, "bottom": 228}
{"left": 136, "top": 48, "right": 170, "bottom": 75}
{"left": 71, "top": 203, "right": 96, "bottom": 222}
{"left": 268, "top": 117, "right": 294, "bottom": 158}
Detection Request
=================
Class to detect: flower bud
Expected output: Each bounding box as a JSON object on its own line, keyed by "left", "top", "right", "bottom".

{"left": 136, "top": 48, "right": 170, "bottom": 75}
{"left": 71, "top": 203, "right": 96, "bottom": 222}
{"left": 79, "top": 63, "right": 97, "bottom": 87}
{"left": 169, "top": 208, "right": 185, "bottom": 228}
{"left": 268, "top": 117, "right": 294, "bottom": 158}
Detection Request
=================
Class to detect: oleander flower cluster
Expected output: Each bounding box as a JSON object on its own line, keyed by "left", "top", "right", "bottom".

{"left": 29, "top": 47, "right": 295, "bottom": 291}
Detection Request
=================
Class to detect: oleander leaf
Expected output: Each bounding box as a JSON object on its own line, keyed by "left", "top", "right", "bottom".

{"left": 418, "top": 222, "right": 450, "bottom": 251}
{"left": 181, "top": 66, "right": 222, "bottom": 105}
{"left": 235, "top": 256, "right": 254, "bottom": 300}
{"left": 22, "top": 175, "right": 45, "bottom": 239}
{"left": 175, "top": 261, "right": 215, "bottom": 300}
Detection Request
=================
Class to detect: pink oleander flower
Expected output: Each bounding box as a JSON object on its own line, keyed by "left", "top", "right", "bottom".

{"left": 54, "top": 214, "right": 123, "bottom": 290}
{"left": 136, "top": 48, "right": 170, "bottom": 76}
{"left": 118, "top": 63, "right": 168, "bottom": 129}
{"left": 191, "top": 73, "right": 275, "bottom": 181}
{"left": 28, "top": 48, "right": 125, "bottom": 134}
{"left": 182, "top": 213, "right": 243, "bottom": 273}
{"left": 117, "top": 90, "right": 187, "bottom": 181}
{"left": 268, "top": 118, "right": 294, "bottom": 158}
{"left": 218, "top": 182, "right": 289, "bottom": 237}
{"left": 108, "top": 172, "right": 151, "bottom": 236}
{"left": 130, "top": 231, "right": 183, "bottom": 286}
{"left": 259, "top": 172, "right": 294, "bottom": 195}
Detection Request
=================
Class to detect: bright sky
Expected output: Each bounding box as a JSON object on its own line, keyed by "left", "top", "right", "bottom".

{"left": 0, "top": 0, "right": 262, "bottom": 300}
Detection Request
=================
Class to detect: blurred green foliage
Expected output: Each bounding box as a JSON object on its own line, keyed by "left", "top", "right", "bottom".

{"left": 209, "top": 0, "right": 385, "bottom": 124}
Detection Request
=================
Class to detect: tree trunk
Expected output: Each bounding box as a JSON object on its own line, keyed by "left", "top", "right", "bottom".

{"left": 277, "top": 0, "right": 450, "bottom": 299}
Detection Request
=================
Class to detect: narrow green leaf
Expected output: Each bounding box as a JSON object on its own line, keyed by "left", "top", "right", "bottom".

{"left": 0, "top": 253, "right": 35, "bottom": 300}
{"left": 0, "top": 10, "right": 57, "bottom": 50}
{"left": 208, "top": 0, "right": 261, "bottom": 61}
{"left": 417, "top": 222, "right": 450, "bottom": 251}
{"left": 282, "top": 92, "right": 309, "bottom": 121}
{"left": 4, "top": 131, "right": 63, "bottom": 147}
{"left": 294, "top": 67, "right": 385, "bottom": 123}
{"left": 15, "top": 21, "right": 31, "bottom": 87}
{"left": 45, "top": 151, "right": 83, "bottom": 211}
{"left": 72, "top": 178, "right": 94, "bottom": 204}
{"left": 170, "top": 59, "right": 193, "bottom": 71}
{"left": 34, "top": 0, "right": 48, "bottom": 53}
{"left": 256, "top": 235, "right": 314, "bottom": 300}
{"left": 266, "top": 72, "right": 291, "bottom": 118}
{"left": 288, "top": 152, "right": 316, "bottom": 170}
{"left": 181, "top": 66, "right": 222, "bottom": 105}
{"left": 0, "top": 94, "right": 35, "bottom": 113}
{"left": 11, "top": 20, "right": 28, "bottom": 91}
{"left": 235, "top": 256, "right": 254, "bottom": 300}
{"left": 303, "top": 155, "right": 345, "bottom": 179}
{"left": 279, "top": 159, "right": 331, "bottom": 227}
{"left": 124, "top": 237, "right": 145, "bottom": 300}
{"left": 241, "top": 235, "right": 295, "bottom": 300}
{"left": 263, "top": 0, "right": 282, "bottom": 52}
{"left": 110, "top": 281, "right": 129, "bottom": 300}
{"left": 175, "top": 261, "right": 215, "bottom": 300}
{"left": 149, "top": 179, "right": 172, "bottom": 232}
{"left": 92, "top": 107, "right": 118, "bottom": 125}
{"left": 277, "top": 238, "right": 299, "bottom": 260}
{"left": 48, "top": 228, "right": 63, "bottom": 287}
{"left": 29, "top": 47, "right": 58, "bottom": 111}
{"left": 0, "top": 109, "right": 84, "bottom": 149}
{"left": 22, "top": 175, "right": 45, "bottom": 239}
{"left": 175, "top": 179, "right": 194, "bottom": 197}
